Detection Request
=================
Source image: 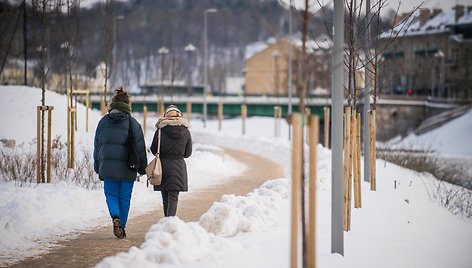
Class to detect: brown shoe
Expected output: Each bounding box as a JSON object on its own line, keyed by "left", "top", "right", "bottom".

{"left": 112, "top": 217, "right": 124, "bottom": 239}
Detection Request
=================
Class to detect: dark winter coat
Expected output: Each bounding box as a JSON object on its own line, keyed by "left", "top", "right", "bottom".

{"left": 94, "top": 111, "right": 147, "bottom": 181}
{"left": 150, "top": 117, "right": 192, "bottom": 192}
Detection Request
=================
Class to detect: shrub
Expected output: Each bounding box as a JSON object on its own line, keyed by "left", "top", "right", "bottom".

{"left": 0, "top": 137, "right": 101, "bottom": 190}
{"left": 378, "top": 148, "right": 472, "bottom": 218}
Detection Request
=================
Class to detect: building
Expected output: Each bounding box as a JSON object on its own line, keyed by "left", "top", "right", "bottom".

{"left": 244, "top": 35, "right": 331, "bottom": 97}
{"left": 379, "top": 5, "right": 472, "bottom": 100}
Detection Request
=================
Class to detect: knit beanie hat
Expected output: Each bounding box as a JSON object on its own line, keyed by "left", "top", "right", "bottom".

{"left": 164, "top": 105, "right": 183, "bottom": 117}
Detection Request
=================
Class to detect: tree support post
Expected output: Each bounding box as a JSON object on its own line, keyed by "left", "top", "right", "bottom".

{"left": 37, "top": 106, "right": 54, "bottom": 183}
{"left": 290, "top": 113, "right": 302, "bottom": 268}
{"left": 308, "top": 115, "right": 319, "bottom": 268}
{"left": 218, "top": 101, "right": 223, "bottom": 131}
{"left": 324, "top": 107, "right": 330, "bottom": 148}
{"left": 241, "top": 104, "right": 247, "bottom": 135}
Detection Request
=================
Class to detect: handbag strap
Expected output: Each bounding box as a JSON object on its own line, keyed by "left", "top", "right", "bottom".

{"left": 157, "top": 128, "right": 161, "bottom": 158}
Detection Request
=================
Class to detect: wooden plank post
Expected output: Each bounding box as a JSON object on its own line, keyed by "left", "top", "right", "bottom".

{"left": 343, "top": 107, "right": 352, "bottom": 231}
{"left": 370, "top": 110, "right": 377, "bottom": 191}
{"left": 37, "top": 106, "right": 54, "bottom": 183}
{"left": 218, "top": 101, "right": 223, "bottom": 131}
{"left": 186, "top": 99, "right": 192, "bottom": 122}
{"left": 70, "top": 107, "right": 75, "bottom": 168}
{"left": 143, "top": 105, "right": 147, "bottom": 137}
{"left": 352, "top": 109, "right": 359, "bottom": 208}
{"left": 36, "top": 106, "right": 41, "bottom": 183}
{"left": 242, "top": 104, "right": 247, "bottom": 135}
{"left": 305, "top": 108, "right": 311, "bottom": 144}
{"left": 291, "top": 113, "right": 302, "bottom": 268}
{"left": 274, "top": 106, "right": 281, "bottom": 137}
{"left": 347, "top": 108, "right": 353, "bottom": 231}
{"left": 324, "top": 107, "right": 330, "bottom": 148}
{"left": 158, "top": 96, "right": 165, "bottom": 116}
{"left": 354, "top": 112, "right": 362, "bottom": 208}
{"left": 47, "top": 108, "right": 53, "bottom": 183}
{"left": 85, "top": 90, "right": 89, "bottom": 132}
{"left": 67, "top": 89, "right": 71, "bottom": 168}
{"left": 308, "top": 115, "right": 319, "bottom": 268}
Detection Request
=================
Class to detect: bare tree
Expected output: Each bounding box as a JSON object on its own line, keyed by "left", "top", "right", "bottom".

{"left": 31, "top": 0, "right": 61, "bottom": 181}
{"left": 99, "top": 0, "right": 114, "bottom": 105}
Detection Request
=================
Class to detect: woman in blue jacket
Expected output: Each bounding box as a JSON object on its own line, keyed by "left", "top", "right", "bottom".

{"left": 93, "top": 87, "right": 147, "bottom": 239}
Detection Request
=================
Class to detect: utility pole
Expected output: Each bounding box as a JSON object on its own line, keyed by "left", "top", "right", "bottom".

{"left": 331, "top": 0, "right": 344, "bottom": 256}
{"left": 23, "top": 0, "right": 27, "bottom": 85}
{"left": 203, "top": 8, "right": 217, "bottom": 128}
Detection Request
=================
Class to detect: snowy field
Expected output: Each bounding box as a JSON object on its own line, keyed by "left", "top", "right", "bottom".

{"left": 384, "top": 109, "right": 472, "bottom": 157}
{"left": 1, "top": 86, "right": 472, "bottom": 267}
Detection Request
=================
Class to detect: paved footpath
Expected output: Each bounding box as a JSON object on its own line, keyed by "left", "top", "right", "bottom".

{"left": 9, "top": 147, "right": 285, "bottom": 268}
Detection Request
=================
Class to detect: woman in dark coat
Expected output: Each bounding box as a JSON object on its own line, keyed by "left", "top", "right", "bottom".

{"left": 93, "top": 87, "right": 147, "bottom": 239}
{"left": 150, "top": 105, "right": 192, "bottom": 217}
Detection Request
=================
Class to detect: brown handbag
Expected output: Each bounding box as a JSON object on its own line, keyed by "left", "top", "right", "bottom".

{"left": 145, "top": 128, "right": 162, "bottom": 186}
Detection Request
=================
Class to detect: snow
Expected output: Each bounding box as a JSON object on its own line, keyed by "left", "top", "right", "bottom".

{"left": 245, "top": 34, "right": 331, "bottom": 60}
{"left": 0, "top": 86, "right": 244, "bottom": 264}
{"left": 384, "top": 109, "right": 472, "bottom": 156}
{"left": 380, "top": 7, "right": 466, "bottom": 38}
{"left": 1, "top": 85, "right": 472, "bottom": 267}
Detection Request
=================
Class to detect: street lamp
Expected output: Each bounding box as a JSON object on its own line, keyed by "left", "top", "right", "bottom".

{"left": 112, "top": 15, "right": 124, "bottom": 91}
{"left": 185, "top": 43, "right": 196, "bottom": 120}
{"left": 272, "top": 50, "right": 280, "bottom": 99}
{"left": 203, "top": 8, "right": 217, "bottom": 128}
{"left": 159, "top": 46, "right": 169, "bottom": 88}
{"left": 158, "top": 46, "right": 169, "bottom": 115}
{"left": 185, "top": 43, "right": 196, "bottom": 96}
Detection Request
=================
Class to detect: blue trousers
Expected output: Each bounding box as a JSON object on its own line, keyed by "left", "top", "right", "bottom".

{"left": 104, "top": 179, "right": 134, "bottom": 230}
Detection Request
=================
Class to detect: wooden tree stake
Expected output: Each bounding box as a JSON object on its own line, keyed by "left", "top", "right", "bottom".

{"left": 186, "top": 99, "right": 192, "bottom": 124}
{"left": 352, "top": 110, "right": 359, "bottom": 208}
{"left": 308, "top": 115, "right": 319, "bottom": 268}
{"left": 343, "top": 107, "right": 352, "bottom": 231}
{"left": 218, "top": 101, "right": 223, "bottom": 131}
{"left": 324, "top": 107, "right": 330, "bottom": 148}
{"left": 370, "top": 110, "right": 377, "bottom": 191}
{"left": 143, "top": 105, "right": 147, "bottom": 136}
{"left": 355, "top": 112, "right": 362, "bottom": 208}
{"left": 291, "top": 114, "right": 303, "bottom": 268}
{"left": 36, "top": 106, "right": 54, "bottom": 183}
{"left": 241, "top": 104, "right": 247, "bottom": 135}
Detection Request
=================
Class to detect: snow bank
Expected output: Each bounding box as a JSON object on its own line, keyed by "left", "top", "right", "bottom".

{"left": 385, "top": 109, "right": 472, "bottom": 156}
{"left": 199, "top": 179, "right": 289, "bottom": 237}
{"left": 97, "top": 218, "right": 237, "bottom": 268}
{"left": 96, "top": 178, "right": 289, "bottom": 267}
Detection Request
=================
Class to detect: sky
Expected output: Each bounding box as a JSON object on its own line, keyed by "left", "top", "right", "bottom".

{"left": 1, "top": 85, "right": 471, "bottom": 267}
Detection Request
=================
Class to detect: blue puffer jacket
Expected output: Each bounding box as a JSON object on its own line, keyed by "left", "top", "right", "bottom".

{"left": 94, "top": 111, "right": 147, "bottom": 181}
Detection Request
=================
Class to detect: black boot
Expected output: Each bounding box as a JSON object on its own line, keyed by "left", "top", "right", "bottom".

{"left": 112, "top": 216, "right": 124, "bottom": 239}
